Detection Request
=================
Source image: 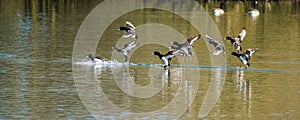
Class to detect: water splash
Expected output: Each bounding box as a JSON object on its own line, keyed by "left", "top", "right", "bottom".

{"left": 74, "top": 60, "right": 287, "bottom": 73}
{"left": 0, "top": 53, "right": 14, "bottom": 58}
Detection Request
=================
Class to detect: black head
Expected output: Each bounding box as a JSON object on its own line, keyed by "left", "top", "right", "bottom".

{"left": 231, "top": 52, "right": 239, "bottom": 56}
{"left": 118, "top": 26, "right": 130, "bottom": 31}
{"left": 220, "top": 2, "right": 225, "bottom": 9}
{"left": 152, "top": 51, "right": 161, "bottom": 56}
{"left": 253, "top": 1, "right": 258, "bottom": 9}
{"left": 224, "top": 37, "right": 233, "bottom": 41}
{"left": 242, "top": 27, "right": 246, "bottom": 30}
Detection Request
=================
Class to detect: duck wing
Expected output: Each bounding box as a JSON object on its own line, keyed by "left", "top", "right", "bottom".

{"left": 205, "top": 34, "right": 225, "bottom": 55}
{"left": 169, "top": 45, "right": 180, "bottom": 50}
{"left": 245, "top": 48, "right": 258, "bottom": 59}
{"left": 213, "top": 45, "right": 225, "bottom": 55}
{"left": 205, "top": 34, "right": 220, "bottom": 47}
{"left": 186, "top": 34, "right": 201, "bottom": 46}
{"left": 164, "top": 51, "right": 175, "bottom": 60}
{"left": 237, "top": 27, "right": 246, "bottom": 42}
{"left": 169, "top": 41, "right": 181, "bottom": 50}
{"left": 123, "top": 39, "right": 138, "bottom": 52}
{"left": 126, "top": 21, "right": 135, "bottom": 29}
{"left": 164, "top": 49, "right": 184, "bottom": 60}
{"left": 122, "top": 31, "right": 135, "bottom": 38}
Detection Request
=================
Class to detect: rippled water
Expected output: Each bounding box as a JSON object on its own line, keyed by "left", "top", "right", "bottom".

{"left": 0, "top": 0, "right": 299, "bottom": 119}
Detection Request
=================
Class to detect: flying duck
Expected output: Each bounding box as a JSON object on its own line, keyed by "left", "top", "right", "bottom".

{"left": 152, "top": 49, "right": 182, "bottom": 68}
{"left": 169, "top": 34, "right": 201, "bottom": 58}
{"left": 118, "top": 21, "right": 138, "bottom": 39}
{"left": 248, "top": 1, "right": 260, "bottom": 17}
{"left": 205, "top": 34, "right": 225, "bottom": 55}
{"left": 224, "top": 36, "right": 242, "bottom": 53}
{"left": 86, "top": 54, "right": 107, "bottom": 63}
{"left": 212, "top": 2, "right": 225, "bottom": 16}
{"left": 231, "top": 48, "right": 259, "bottom": 68}
{"left": 112, "top": 39, "right": 138, "bottom": 62}
{"left": 224, "top": 27, "right": 246, "bottom": 52}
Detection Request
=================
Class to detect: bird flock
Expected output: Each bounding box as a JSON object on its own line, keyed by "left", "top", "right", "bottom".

{"left": 87, "top": 20, "right": 258, "bottom": 69}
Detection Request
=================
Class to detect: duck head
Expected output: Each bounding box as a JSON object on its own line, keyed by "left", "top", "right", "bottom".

{"left": 224, "top": 37, "right": 234, "bottom": 41}
{"left": 152, "top": 51, "right": 161, "bottom": 56}
{"left": 231, "top": 52, "right": 239, "bottom": 56}
{"left": 118, "top": 26, "right": 130, "bottom": 31}
{"left": 253, "top": 1, "right": 258, "bottom": 9}
{"left": 220, "top": 2, "right": 225, "bottom": 9}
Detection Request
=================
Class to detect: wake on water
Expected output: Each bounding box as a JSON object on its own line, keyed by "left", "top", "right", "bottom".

{"left": 74, "top": 59, "right": 287, "bottom": 73}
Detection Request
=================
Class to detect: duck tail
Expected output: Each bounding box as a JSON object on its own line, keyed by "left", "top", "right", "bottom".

{"left": 246, "top": 63, "right": 250, "bottom": 68}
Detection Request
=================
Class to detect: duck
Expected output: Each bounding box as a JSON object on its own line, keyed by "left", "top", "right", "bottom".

{"left": 224, "top": 36, "right": 242, "bottom": 53}
{"left": 112, "top": 39, "right": 138, "bottom": 62}
{"left": 212, "top": 2, "right": 225, "bottom": 16}
{"left": 231, "top": 48, "right": 259, "bottom": 68}
{"left": 169, "top": 34, "right": 201, "bottom": 58}
{"left": 152, "top": 49, "right": 182, "bottom": 68}
{"left": 86, "top": 54, "right": 107, "bottom": 63}
{"left": 224, "top": 27, "right": 246, "bottom": 52}
{"left": 205, "top": 34, "right": 225, "bottom": 55}
{"left": 118, "top": 21, "right": 138, "bottom": 39}
{"left": 248, "top": 1, "right": 260, "bottom": 17}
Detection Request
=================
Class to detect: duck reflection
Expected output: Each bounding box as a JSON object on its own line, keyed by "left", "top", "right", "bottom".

{"left": 236, "top": 67, "right": 252, "bottom": 117}
{"left": 198, "top": 67, "right": 225, "bottom": 116}
{"left": 94, "top": 64, "right": 193, "bottom": 112}
{"left": 161, "top": 67, "right": 194, "bottom": 107}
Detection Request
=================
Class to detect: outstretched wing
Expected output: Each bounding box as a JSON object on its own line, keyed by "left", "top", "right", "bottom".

{"left": 245, "top": 48, "right": 259, "bottom": 57}
{"left": 237, "top": 27, "right": 246, "bottom": 42}
{"left": 122, "top": 31, "right": 136, "bottom": 38}
{"left": 126, "top": 21, "right": 135, "bottom": 29}
{"left": 205, "top": 34, "right": 220, "bottom": 47}
{"left": 164, "top": 49, "right": 184, "bottom": 60}
{"left": 205, "top": 34, "right": 225, "bottom": 55}
{"left": 213, "top": 45, "right": 225, "bottom": 55}
{"left": 170, "top": 41, "right": 181, "bottom": 47}
{"left": 112, "top": 45, "right": 122, "bottom": 53}
{"left": 186, "top": 34, "right": 201, "bottom": 45}
{"left": 123, "top": 39, "right": 138, "bottom": 52}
